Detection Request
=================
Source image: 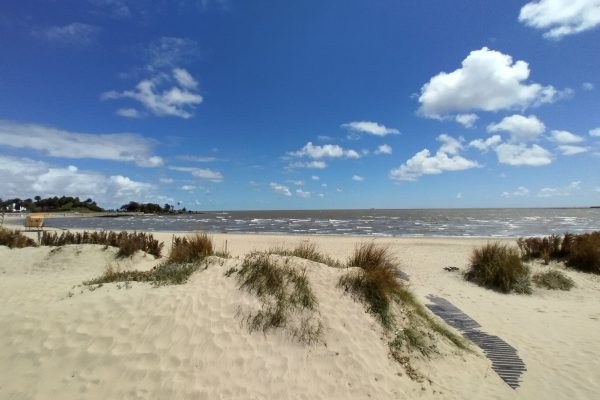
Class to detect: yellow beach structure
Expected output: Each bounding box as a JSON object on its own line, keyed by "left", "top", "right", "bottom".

{"left": 25, "top": 213, "right": 45, "bottom": 230}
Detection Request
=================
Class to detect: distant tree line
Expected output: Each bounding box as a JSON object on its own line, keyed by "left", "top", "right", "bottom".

{"left": 119, "top": 201, "right": 185, "bottom": 214}
{"left": 0, "top": 196, "right": 104, "bottom": 213}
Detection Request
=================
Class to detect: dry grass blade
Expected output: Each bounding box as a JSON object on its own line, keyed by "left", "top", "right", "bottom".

{"left": 269, "top": 241, "right": 343, "bottom": 268}
{"left": 532, "top": 270, "right": 575, "bottom": 290}
{"left": 169, "top": 232, "right": 214, "bottom": 263}
{"left": 233, "top": 251, "right": 322, "bottom": 344}
{"left": 0, "top": 229, "right": 37, "bottom": 248}
{"left": 465, "top": 242, "right": 531, "bottom": 294}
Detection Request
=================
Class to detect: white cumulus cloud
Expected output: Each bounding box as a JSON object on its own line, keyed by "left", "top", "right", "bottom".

{"left": 550, "top": 130, "right": 585, "bottom": 143}
{"left": 288, "top": 142, "right": 360, "bottom": 159}
{"left": 558, "top": 145, "right": 589, "bottom": 155}
{"left": 487, "top": 114, "right": 546, "bottom": 142}
{"left": 0, "top": 155, "right": 153, "bottom": 206}
{"left": 103, "top": 68, "right": 203, "bottom": 119}
{"left": 341, "top": 121, "right": 400, "bottom": 136}
{"left": 495, "top": 143, "right": 553, "bottom": 166}
{"left": 374, "top": 144, "right": 393, "bottom": 155}
{"left": 0, "top": 120, "right": 162, "bottom": 167}
{"left": 418, "top": 47, "right": 557, "bottom": 118}
{"left": 352, "top": 175, "right": 364, "bottom": 182}
{"left": 270, "top": 182, "right": 291, "bottom": 196}
{"left": 590, "top": 127, "right": 600, "bottom": 137}
{"left": 469, "top": 135, "right": 502, "bottom": 152}
{"left": 168, "top": 166, "right": 224, "bottom": 182}
{"left": 519, "top": 0, "right": 600, "bottom": 39}
{"left": 455, "top": 113, "right": 479, "bottom": 128}
{"left": 286, "top": 161, "right": 327, "bottom": 169}
{"left": 389, "top": 134, "right": 478, "bottom": 181}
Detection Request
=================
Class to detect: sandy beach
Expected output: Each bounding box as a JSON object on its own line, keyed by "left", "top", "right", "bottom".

{"left": 1, "top": 226, "right": 599, "bottom": 399}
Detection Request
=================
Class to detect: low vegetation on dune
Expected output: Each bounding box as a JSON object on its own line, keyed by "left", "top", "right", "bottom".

{"left": 464, "top": 242, "right": 532, "bottom": 294}
{"left": 85, "top": 261, "right": 204, "bottom": 287}
{"left": 0, "top": 228, "right": 37, "bottom": 248}
{"left": 338, "top": 242, "right": 467, "bottom": 379}
{"left": 168, "top": 233, "right": 214, "bottom": 263}
{"left": 339, "top": 243, "right": 400, "bottom": 329}
{"left": 230, "top": 251, "right": 323, "bottom": 344}
{"left": 567, "top": 232, "right": 600, "bottom": 274}
{"left": 85, "top": 232, "right": 213, "bottom": 287}
{"left": 532, "top": 269, "right": 575, "bottom": 291}
{"left": 518, "top": 231, "right": 600, "bottom": 274}
{"left": 517, "top": 234, "right": 569, "bottom": 264}
{"left": 41, "top": 230, "right": 163, "bottom": 258}
{"left": 268, "top": 241, "right": 343, "bottom": 268}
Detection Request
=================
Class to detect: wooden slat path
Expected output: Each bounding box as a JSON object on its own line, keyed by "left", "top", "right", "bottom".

{"left": 425, "top": 295, "right": 526, "bottom": 389}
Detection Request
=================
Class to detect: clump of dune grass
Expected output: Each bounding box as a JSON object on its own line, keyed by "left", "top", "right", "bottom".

{"left": 168, "top": 233, "right": 213, "bottom": 263}
{"left": 232, "top": 251, "right": 323, "bottom": 344}
{"left": 0, "top": 228, "right": 37, "bottom": 248}
{"left": 567, "top": 232, "right": 600, "bottom": 274}
{"left": 41, "top": 230, "right": 163, "bottom": 258}
{"left": 116, "top": 232, "right": 164, "bottom": 258}
{"left": 339, "top": 245, "right": 401, "bottom": 329}
{"left": 338, "top": 242, "right": 467, "bottom": 364}
{"left": 517, "top": 234, "right": 564, "bottom": 263}
{"left": 464, "top": 242, "right": 531, "bottom": 294}
{"left": 532, "top": 269, "right": 575, "bottom": 291}
{"left": 269, "top": 241, "right": 343, "bottom": 268}
{"left": 85, "top": 260, "right": 205, "bottom": 287}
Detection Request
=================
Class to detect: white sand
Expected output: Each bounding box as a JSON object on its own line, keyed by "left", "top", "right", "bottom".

{"left": 1, "top": 230, "right": 599, "bottom": 399}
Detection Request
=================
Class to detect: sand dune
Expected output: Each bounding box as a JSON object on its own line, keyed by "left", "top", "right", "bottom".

{"left": 1, "top": 233, "right": 599, "bottom": 399}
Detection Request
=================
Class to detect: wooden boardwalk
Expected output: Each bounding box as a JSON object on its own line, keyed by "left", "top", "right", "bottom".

{"left": 425, "top": 295, "right": 526, "bottom": 389}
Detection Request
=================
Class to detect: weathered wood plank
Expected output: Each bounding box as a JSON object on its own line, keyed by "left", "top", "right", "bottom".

{"left": 426, "top": 294, "right": 526, "bottom": 389}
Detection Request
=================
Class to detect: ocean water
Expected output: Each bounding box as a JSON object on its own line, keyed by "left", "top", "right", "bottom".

{"left": 39, "top": 208, "right": 600, "bottom": 237}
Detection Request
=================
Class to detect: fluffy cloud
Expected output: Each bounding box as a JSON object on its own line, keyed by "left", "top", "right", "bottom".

{"left": 341, "top": 121, "right": 400, "bottom": 136}
{"left": 286, "top": 161, "right": 327, "bottom": 169}
{"left": 181, "top": 185, "right": 196, "bottom": 191}
{"left": 502, "top": 186, "right": 530, "bottom": 198}
{"left": 288, "top": 142, "right": 360, "bottom": 159}
{"left": 487, "top": 114, "right": 546, "bottom": 142}
{"left": 352, "top": 175, "right": 364, "bottom": 181}
{"left": 270, "top": 182, "right": 291, "bottom": 196}
{"left": 558, "top": 145, "right": 589, "bottom": 155}
{"left": 31, "top": 23, "right": 100, "bottom": 46}
{"left": 374, "top": 144, "right": 393, "bottom": 155}
{"left": 103, "top": 68, "right": 203, "bottom": 119}
{"left": 519, "top": 0, "right": 600, "bottom": 39}
{"left": 469, "top": 135, "right": 502, "bottom": 152}
{"left": 389, "top": 134, "right": 478, "bottom": 181}
{"left": 590, "top": 127, "right": 600, "bottom": 137}
{"left": 0, "top": 155, "right": 153, "bottom": 206}
{"left": 437, "top": 134, "right": 463, "bottom": 155}
{"left": 538, "top": 181, "right": 581, "bottom": 197}
{"left": 495, "top": 143, "right": 553, "bottom": 166}
{"left": 418, "top": 47, "right": 557, "bottom": 118}
{"left": 455, "top": 113, "right": 479, "bottom": 128}
{"left": 0, "top": 120, "right": 162, "bottom": 167}
{"left": 168, "top": 166, "right": 224, "bottom": 182}
{"left": 549, "top": 130, "right": 585, "bottom": 143}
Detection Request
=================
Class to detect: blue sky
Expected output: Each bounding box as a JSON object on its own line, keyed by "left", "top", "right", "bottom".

{"left": 1, "top": 0, "right": 599, "bottom": 210}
